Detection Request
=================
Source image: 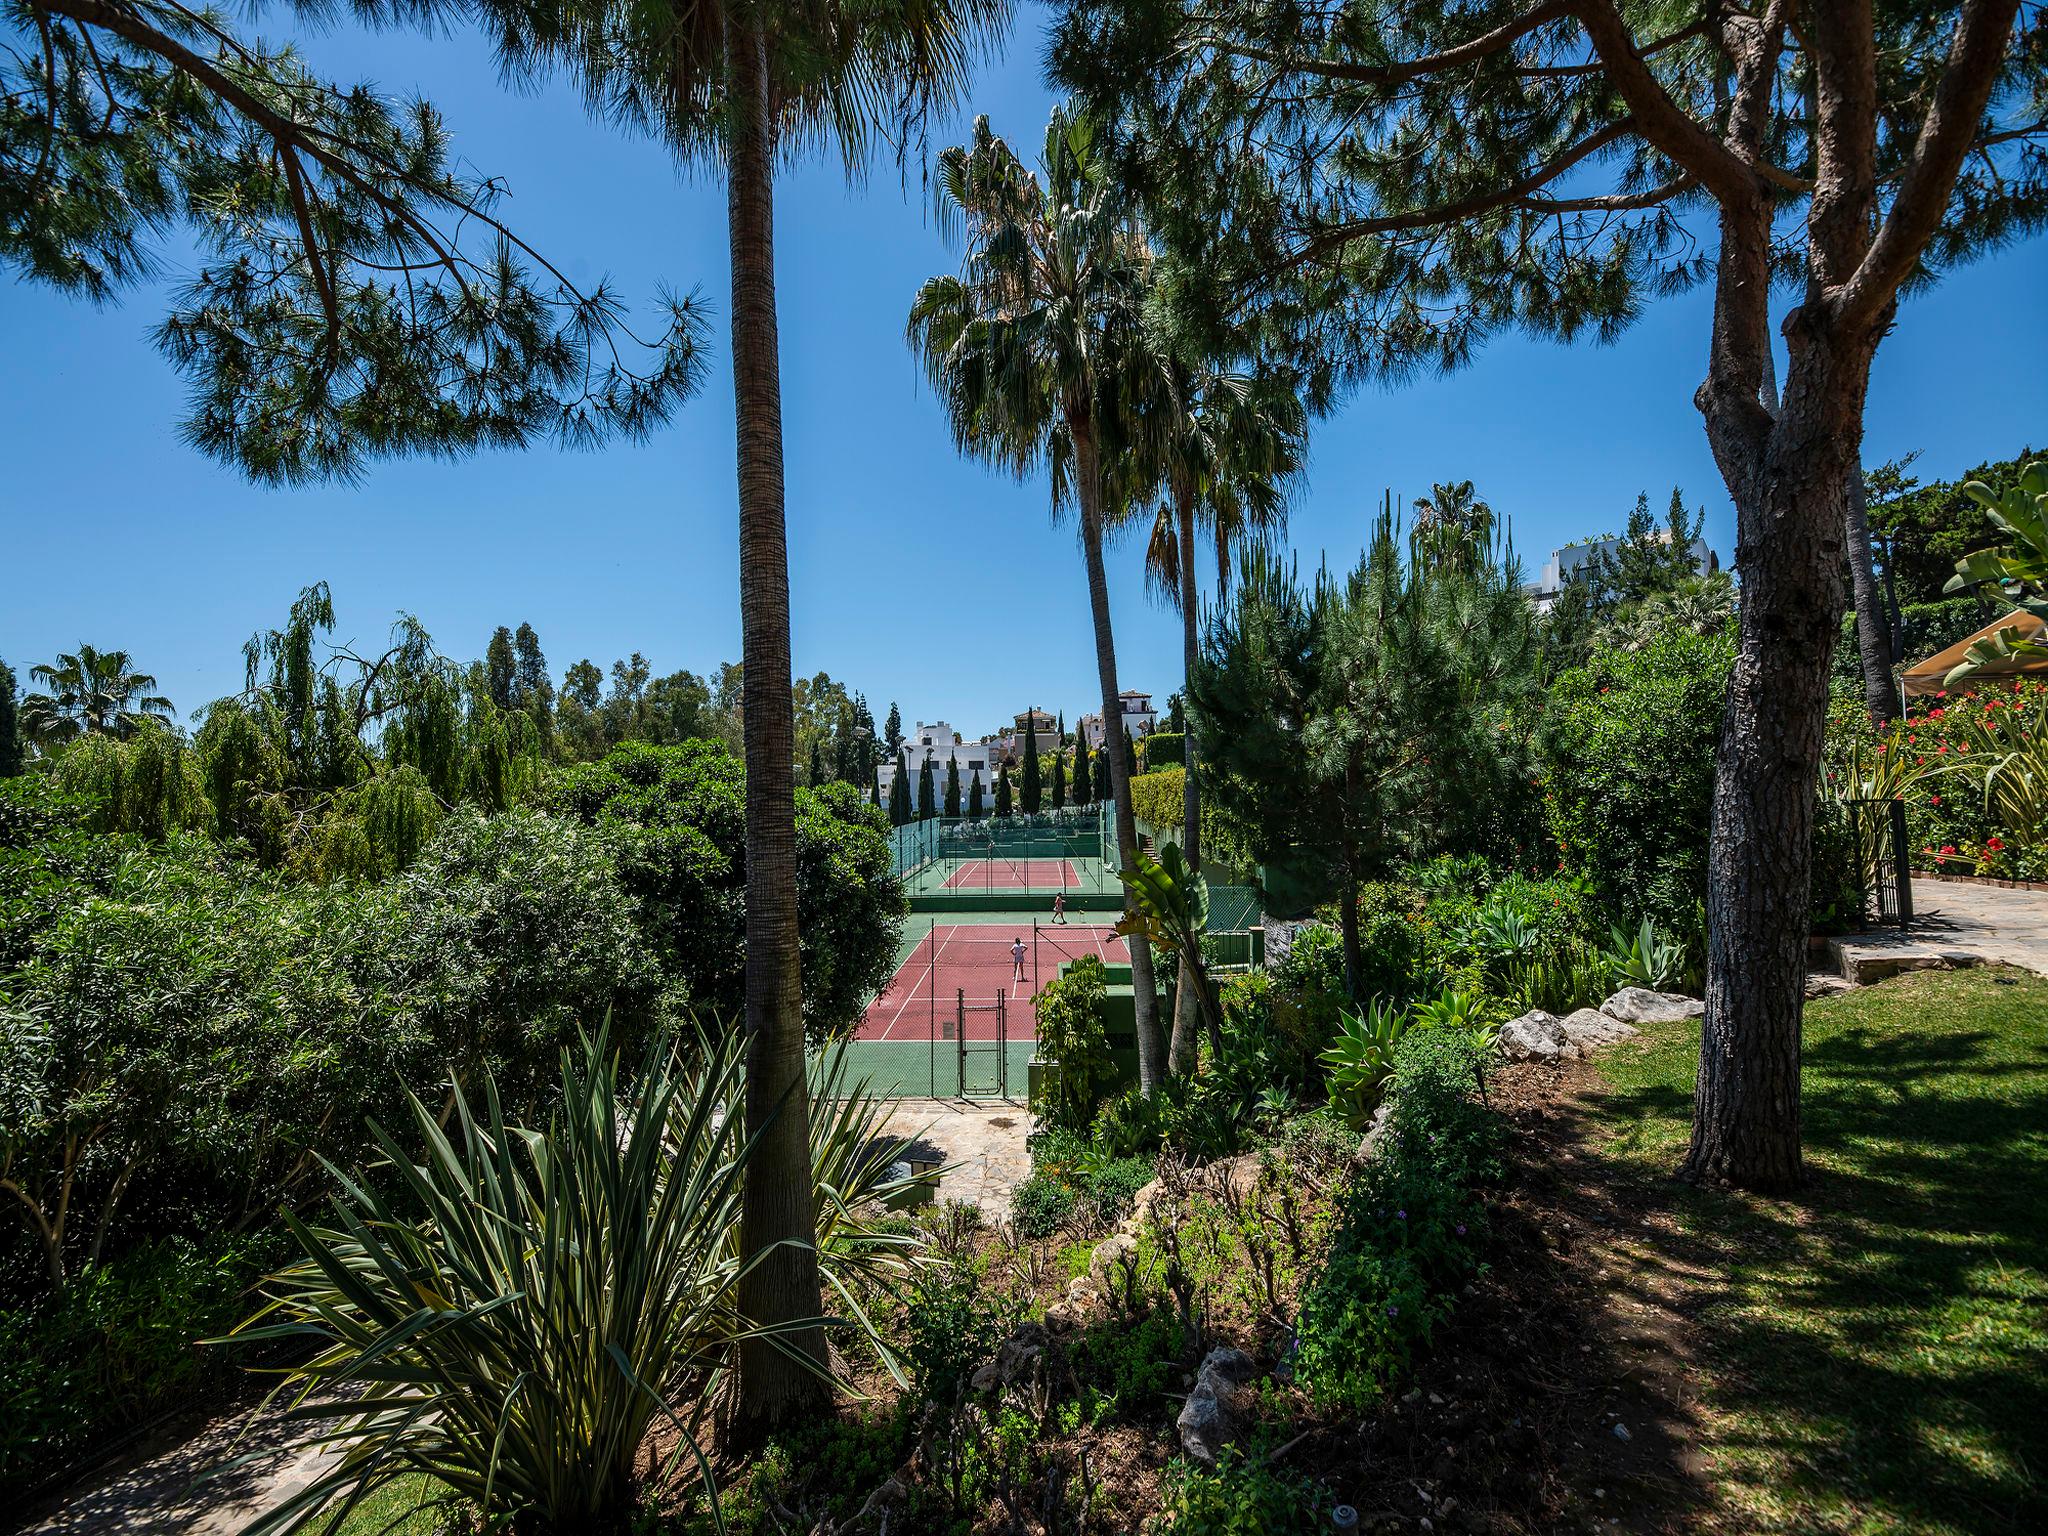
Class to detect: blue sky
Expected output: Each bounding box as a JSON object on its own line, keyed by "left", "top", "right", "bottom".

{"left": 3, "top": 12, "right": 2044, "bottom": 741}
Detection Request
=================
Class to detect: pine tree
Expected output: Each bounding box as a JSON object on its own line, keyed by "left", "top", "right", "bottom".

{"left": 917, "top": 755, "right": 936, "bottom": 821}
{"left": 995, "top": 763, "right": 1013, "bottom": 818}
{"left": 1022, "top": 713, "right": 1042, "bottom": 814}
{"left": 0, "top": 659, "right": 20, "bottom": 777}
{"left": 1050, "top": 750, "right": 1066, "bottom": 810}
{"left": 485, "top": 627, "right": 517, "bottom": 710}
{"left": 944, "top": 755, "right": 962, "bottom": 816}
{"left": 968, "top": 767, "right": 984, "bottom": 819}
{"left": 889, "top": 755, "right": 912, "bottom": 825}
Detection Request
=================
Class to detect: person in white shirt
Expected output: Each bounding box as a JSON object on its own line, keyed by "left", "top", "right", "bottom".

{"left": 1010, "top": 937, "right": 1028, "bottom": 984}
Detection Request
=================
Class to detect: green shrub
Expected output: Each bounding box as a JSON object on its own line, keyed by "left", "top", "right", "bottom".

{"left": 1294, "top": 1031, "right": 1502, "bottom": 1413}
{"left": 0, "top": 1232, "right": 279, "bottom": 1496}
{"left": 903, "top": 1267, "right": 1011, "bottom": 1407}
{"left": 1032, "top": 956, "right": 1115, "bottom": 1128}
{"left": 1089, "top": 1084, "right": 1163, "bottom": 1158}
{"left": 1320, "top": 997, "right": 1408, "bottom": 1129}
{"left": 549, "top": 740, "right": 905, "bottom": 1043}
{"left": 1068, "top": 1306, "right": 1186, "bottom": 1420}
{"left": 1081, "top": 1156, "right": 1156, "bottom": 1221}
{"left": 1540, "top": 628, "right": 1733, "bottom": 944}
{"left": 1155, "top": 1449, "right": 1321, "bottom": 1534}
{"left": 1012, "top": 1174, "right": 1080, "bottom": 1239}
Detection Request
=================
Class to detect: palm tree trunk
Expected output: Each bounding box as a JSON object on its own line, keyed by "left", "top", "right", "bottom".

{"left": 728, "top": 19, "right": 827, "bottom": 1428}
{"left": 1072, "top": 423, "right": 1165, "bottom": 1094}
{"left": 1168, "top": 483, "right": 1206, "bottom": 1074}
{"left": 1844, "top": 472, "right": 1899, "bottom": 725}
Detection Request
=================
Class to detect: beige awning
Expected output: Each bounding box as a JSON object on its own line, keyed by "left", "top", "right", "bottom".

{"left": 1900, "top": 608, "right": 2048, "bottom": 698}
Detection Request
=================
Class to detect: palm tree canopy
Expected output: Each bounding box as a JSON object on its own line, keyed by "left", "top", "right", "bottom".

{"left": 473, "top": 0, "right": 1010, "bottom": 170}
{"left": 1141, "top": 357, "right": 1306, "bottom": 612}
{"left": 23, "top": 646, "right": 175, "bottom": 747}
{"left": 907, "top": 107, "right": 1162, "bottom": 508}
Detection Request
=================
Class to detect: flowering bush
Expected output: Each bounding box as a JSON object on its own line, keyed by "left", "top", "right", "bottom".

{"left": 1836, "top": 678, "right": 2048, "bottom": 880}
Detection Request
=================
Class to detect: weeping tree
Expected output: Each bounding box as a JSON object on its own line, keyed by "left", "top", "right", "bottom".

{"left": 1057, "top": 0, "right": 2048, "bottom": 1189}
{"left": 909, "top": 109, "right": 1171, "bottom": 1089}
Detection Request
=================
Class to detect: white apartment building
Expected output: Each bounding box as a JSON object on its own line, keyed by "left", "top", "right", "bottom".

{"left": 874, "top": 721, "right": 998, "bottom": 804}
{"left": 1077, "top": 690, "right": 1157, "bottom": 750}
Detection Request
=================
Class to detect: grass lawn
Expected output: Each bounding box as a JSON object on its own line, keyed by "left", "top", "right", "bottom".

{"left": 326, "top": 1473, "right": 443, "bottom": 1536}
{"left": 1588, "top": 967, "right": 2048, "bottom": 1535}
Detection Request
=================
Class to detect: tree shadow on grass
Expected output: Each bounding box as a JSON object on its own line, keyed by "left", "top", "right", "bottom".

{"left": 1559, "top": 1007, "right": 2048, "bottom": 1536}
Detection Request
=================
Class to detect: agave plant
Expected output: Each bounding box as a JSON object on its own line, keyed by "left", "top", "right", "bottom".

{"left": 231, "top": 1029, "right": 916, "bottom": 1534}
{"left": 1603, "top": 916, "right": 1686, "bottom": 992}
{"left": 1320, "top": 996, "right": 1409, "bottom": 1130}
{"left": 1412, "top": 988, "right": 1499, "bottom": 1051}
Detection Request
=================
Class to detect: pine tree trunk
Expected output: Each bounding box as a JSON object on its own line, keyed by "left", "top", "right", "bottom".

{"left": 1685, "top": 320, "right": 1869, "bottom": 1193}
{"left": 1169, "top": 484, "right": 1203, "bottom": 1075}
{"left": 1072, "top": 423, "right": 1165, "bottom": 1093}
{"left": 1844, "top": 472, "right": 1899, "bottom": 724}
{"left": 728, "top": 20, "right": 827, "bottom": 1426}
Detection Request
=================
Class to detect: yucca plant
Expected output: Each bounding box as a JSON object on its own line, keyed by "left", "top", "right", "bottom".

{"left": 1320, "top": 997, "right": 1409, "bottom": 1130}
{"left": 1603, "top": 916, "right": 1686, "bottom": 992}
{"left": 230, "top": 1029, "right": 917, "bottom": 1534}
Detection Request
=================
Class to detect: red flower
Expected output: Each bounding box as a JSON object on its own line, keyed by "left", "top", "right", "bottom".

{"left": 1930, "top": 795, "right": 1941, "bottom": 806}
{"left": 1986, "top": 837, "right": 2006, "bottom": 851}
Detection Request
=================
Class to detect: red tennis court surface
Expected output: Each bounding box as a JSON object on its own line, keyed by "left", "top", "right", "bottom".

{"left": 858, "top": 923, "right": 1130, "bottom": 1041}
{"left": 941, "top": 858, "right": 1083, "bottom": 890}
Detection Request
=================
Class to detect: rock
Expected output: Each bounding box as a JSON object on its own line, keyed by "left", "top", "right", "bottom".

{"left": 1088, "top": 1231, "right": 1138, "bottom": 1292}
{"left": 1175, "top": 1347, "right": 1257, "bottom": 1464}
{"left": 1352, "top": 1099, "right": 1395, "bottom": 1163}
{"left": 1498, "top": 1009, "right": 1570, "bottom": 1062}
{"left": 1558, "top": 1008, "right": 1639, "bottom": 1053}
{"left": 1804, "top": 971, "right": 1855, "bottom": 1000}
{"left": 1599, "top": 988, "right": 1704, "bottom": 1025}
{"left": 970, "top": 1323, "right": 1049, "bottom": 1393}
{"left": 1047, "top": 1272, "right": 1103, "bottom": 1329}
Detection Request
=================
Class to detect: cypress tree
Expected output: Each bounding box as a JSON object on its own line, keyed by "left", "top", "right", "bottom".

{"left": 917, "top": 754, "right": 936, "bottom": 820}
{"left": 889, "top": 754, "right": 912, "bottom": 825}
{"left": 808, "top": 737, "right": 826, "bottom": 786}
{"left": 1022, "top": 714, "right": 1042, "bottom": 813}
{"left": 968, "top": 767, "right": 984, "bottom": 819}
{"left": 1072, "top": 740, "right": 1092, "bottom": 806}
{"left": 1094, "top": 741, "right": 1111, "bottom": 801}
{"left": 870, "top": 773, "right": 881, "bottom": 809}
{"left": 1050, "top": 749, "right": 1066, "bottom": 810}
{"left": 944, "top": 755, "right": 962, "bottom": 816}
{"left": 485, "top": 626, "right": 517, "bottom": 710}
{"left": 0, "top": 660, "right": 19, "bottom": 777}
{"left": 884, "top": 701, "right": 904, "bottom": 759}
{"left": 995, "top": 763, "right": 1013, "bottom": 818}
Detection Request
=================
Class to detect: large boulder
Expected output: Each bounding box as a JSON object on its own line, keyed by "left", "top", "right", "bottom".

{"left": 1498, "top": 1009, "right": 1571, "bottom": 1062}
{"left": 1600, "top": 987, "right": 1704, "bottom": 1025}
{"left": 1176, "top": 1347, "right": 1258, "bottom": 1464}
{"left": 1558, "top": 1008, "right": 1639, "bottom": 1053}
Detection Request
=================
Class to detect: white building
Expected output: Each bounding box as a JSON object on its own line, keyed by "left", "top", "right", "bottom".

{"left": 1522, "top": 533, "right": 1718, "bottom": 614}
{"left": 875, "top": 721, "right": 998, "bottom": 806}
{"left": 1077, "top": 691, "right": 1157, "bottom": 750}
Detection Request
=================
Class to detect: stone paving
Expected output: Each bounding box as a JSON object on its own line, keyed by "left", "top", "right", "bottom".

{"left": 880, "top": 1098, "right": 1034, "bottom": 1221}
{"left": 1829, "top": 878, "right": 2048, "bottom": 981}
{"left": 16, "top": 1399, "right": 338, "bottom": 1536}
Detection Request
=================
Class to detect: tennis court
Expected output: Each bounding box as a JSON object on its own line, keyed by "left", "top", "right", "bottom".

{"left": 856, "top": 922, "right": 1130, "bottom": 1041}
{"left": 941, "top": 857, "right": 1084, "bottom": 891}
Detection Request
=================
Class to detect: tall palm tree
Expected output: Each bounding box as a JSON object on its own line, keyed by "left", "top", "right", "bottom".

{"left": 22, "top": 646, "right": 174, "bottom": 748}
{"left": 1140, "top": 355, "right": 1305, "bottom": 1073}
{"left": 909, "top": 108, "right": 1169, "bottom": 1092}
{"left": 1411, "top": 480, "right": 1496, "bottom": 572}
{"left": 472, "top": 0, "right": 1010, "bottom": 1426}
